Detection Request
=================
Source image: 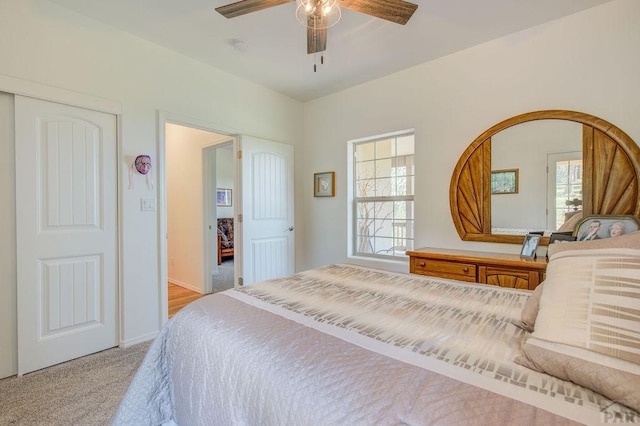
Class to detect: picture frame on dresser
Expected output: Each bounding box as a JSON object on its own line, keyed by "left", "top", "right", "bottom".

{"left": 573, "top": 214, "right": 640, "bottom": 241}
{"left": 520, "top": 233, "right": 541, "bottom": 260}
{"left": 546, "top": 231, "right": 576, "bottom": 260}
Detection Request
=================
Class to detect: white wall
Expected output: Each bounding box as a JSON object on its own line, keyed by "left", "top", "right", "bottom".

{"left": 299, "top": 0, "right": 640, "bottom": 271}
{"left": 216, "top": 147, "right": 235, "bottom": 219}
{"left": 0, "top": 92, "right": 17, "bottom": 378}
{"left": 491, "top": 120, "right": 582, "bottom": 232}
{"left": 0, "top": 0, "right": 303, "bottom": 354}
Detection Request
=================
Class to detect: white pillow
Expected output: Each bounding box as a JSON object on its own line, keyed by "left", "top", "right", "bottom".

{"left": 515, "top": 230, "right": 640, "bottom": 411}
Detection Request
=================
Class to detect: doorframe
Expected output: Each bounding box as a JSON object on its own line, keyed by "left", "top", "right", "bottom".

{"left": 157, "top": 111, "right": 238, "bottom": 327}
{"left": 203, "top": 144, "right": 218, "bottom": 294}
{"left": 203, "top": 141, "right": 235, "bottom": 293}
{"left": 0, "top": 73, "right": 123, "bottom": 354}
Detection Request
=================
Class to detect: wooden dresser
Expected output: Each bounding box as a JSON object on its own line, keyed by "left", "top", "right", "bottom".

{"left": 406, "top": 247, "right": 547, "bottom": 290}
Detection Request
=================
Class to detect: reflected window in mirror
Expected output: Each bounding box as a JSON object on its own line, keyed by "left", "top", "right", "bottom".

{"left": 549, "top": 153, "right": 582, "bottom": 230}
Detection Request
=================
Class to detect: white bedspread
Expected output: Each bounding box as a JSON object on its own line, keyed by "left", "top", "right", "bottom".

{"left": 113, "top": 264, "right": 637, "bottom": 425}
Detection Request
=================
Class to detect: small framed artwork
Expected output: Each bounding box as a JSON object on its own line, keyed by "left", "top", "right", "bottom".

{"left": 216, "top": 188, "right": 232, "bottom": 206}
{"left": 573, "top": 214, "right": 640, "bottom": 241}
{"left": 314, "top": 172, "right": 335, "bottom": 197}
{"left": 520, "top": 233, "right": 541, "bottom": 260}
{"left": 491, "top": 169, "right": 519, "bottom": 195}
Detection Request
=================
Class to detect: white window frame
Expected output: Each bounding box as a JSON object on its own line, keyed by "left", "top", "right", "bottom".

{"left": 347, "top": 129, "right": 414, "bottom": 268}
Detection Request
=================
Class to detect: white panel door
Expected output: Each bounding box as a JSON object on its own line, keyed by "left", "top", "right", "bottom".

{"left": 240, "top": 136, "right": 294, "bottom": 285}
{"left": 15, "top": 95, "right": 117, "bottom": 375}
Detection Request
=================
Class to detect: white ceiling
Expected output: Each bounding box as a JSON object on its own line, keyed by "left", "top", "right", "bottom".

{"left": 48, "top": 0, "right": 613, "bottom": 102}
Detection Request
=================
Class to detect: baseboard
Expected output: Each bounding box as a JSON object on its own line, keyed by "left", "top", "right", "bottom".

{"left": 120, "top": 331, "right": 158, "bottom": 348}
{"left": 168, "top": 278, "right": 203, "bottom": 294}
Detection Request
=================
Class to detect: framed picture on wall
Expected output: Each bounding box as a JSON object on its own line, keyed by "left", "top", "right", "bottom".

{"left": 314, "top": 172, "right": 335, "bottom": 197}
{"left": 491, "top": 169, "right": 519, "bottom": 195}
{"left": 216, "top": 188, "right": 232, "bottom": 206}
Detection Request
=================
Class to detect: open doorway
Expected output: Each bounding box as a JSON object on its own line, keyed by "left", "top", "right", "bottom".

{"left": 164, "top": 123, "right": 235, "bottom": 317}
{"left": 208, "top": 142, "right": 235, "bottom": 293}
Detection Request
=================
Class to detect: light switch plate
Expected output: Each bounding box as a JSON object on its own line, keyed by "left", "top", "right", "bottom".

{"left": 141, "top": 198, "right": 156, "bottom": 211}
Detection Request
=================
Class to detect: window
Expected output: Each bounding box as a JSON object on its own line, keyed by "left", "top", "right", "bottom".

{"left": 351, "top": 132, "right": 414, "bottom": 258}
{"left": 547, "top": 152, "right": 582, "bottom": 230}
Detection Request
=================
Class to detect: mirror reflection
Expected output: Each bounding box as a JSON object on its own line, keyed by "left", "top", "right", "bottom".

{"left": 491, "top": 120, "right": 582, "bottom": 235}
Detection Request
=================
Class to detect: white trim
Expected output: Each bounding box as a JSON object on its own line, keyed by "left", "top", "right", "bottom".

{"left": 347, "top": 129, "right": 416, "bottom": 261}
{"left": 347, "top": 128, "right": 414, "bottom": 144}
{"left": 120, "top": 331, "right": 158, "bottom": 348}
{"left": 167, "top": 279, "right": 204, "bottom": 295}
{"left": 346, "top": 255, "right": 409, "bottom": 274}
{"left": 0, "top": 73, "right": 121, "bottom": 114}
{"left": 203, "top": 145, "right": 217, "bottom": 294}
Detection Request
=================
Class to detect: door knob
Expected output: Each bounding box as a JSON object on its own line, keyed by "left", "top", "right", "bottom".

{"left": 288, "top": 226, "right": 295, "bottom": 231}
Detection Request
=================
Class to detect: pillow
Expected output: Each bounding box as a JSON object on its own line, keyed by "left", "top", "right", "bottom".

{"left": 513, "top": 282, "right": 544, "bottom": 332}
{"left": 548, "top": 229, "right": 640, "bottom": 255}
{"left": 557, "top": 210, "right": 583, "bottom": 233}
{"left": 512, "top": 231, "right": 640, "bottom": 333}
{"left": 514, "top": 230, "right": 640, "bottom": 411}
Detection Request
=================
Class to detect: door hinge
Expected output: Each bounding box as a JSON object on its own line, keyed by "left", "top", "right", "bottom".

{"left": 237, "top": 150, "right": 242, "bottom": 159}
{"left": 238, "top": 214, "right": 243, "bottom": 222}
{"left": 238, "top": 277, "right": 244, "bottom": 286}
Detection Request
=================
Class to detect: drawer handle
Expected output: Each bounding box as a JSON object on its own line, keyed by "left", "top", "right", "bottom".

{"left": 462, "top": 267, "right": 469, "bottom": 273}
{"left": 418, "top": 261, "right": 426, "bottom": 267}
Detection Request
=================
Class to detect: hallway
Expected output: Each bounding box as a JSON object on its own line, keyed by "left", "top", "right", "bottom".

{"left": 168, "top": 258, "right": 234, "bottom": 318}
{"left": 168, "top": 284, "right": 205, "bottom": 318}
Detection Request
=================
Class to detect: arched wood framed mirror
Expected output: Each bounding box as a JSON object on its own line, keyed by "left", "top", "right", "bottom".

{"left": 449, "top": 110, "right": 640, "bottom": 245}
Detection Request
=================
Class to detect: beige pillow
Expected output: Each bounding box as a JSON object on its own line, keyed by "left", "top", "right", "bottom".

{"left": 514, "top": 282, "right": 544, "bottom": 332}
{"left": 557, "top": 211, "right": 583, "bottom": 233}
{"left": 515, "top": 231, "right": 640, "bottom": 411}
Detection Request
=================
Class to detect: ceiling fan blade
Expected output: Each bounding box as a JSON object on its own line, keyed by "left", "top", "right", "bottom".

{"left": 340, "top": 0, "right": 418, "bottom": 25}
{"left": 215, "top": 0, "right": 294, "bottom": 19}
{"left": 307, "top": 15, "right": 327, "bottom": 54}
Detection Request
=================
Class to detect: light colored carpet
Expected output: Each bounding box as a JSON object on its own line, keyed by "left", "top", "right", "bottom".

{"left": 212, "top": 258, "right": 234, "bottom": 293}
{"left": 0, "top": 341, "right": 151, "bottom": 425}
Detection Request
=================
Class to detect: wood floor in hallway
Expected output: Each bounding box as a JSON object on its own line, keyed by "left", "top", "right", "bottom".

{"left": 168, "top": 283, "right": 206, "bottom": 318}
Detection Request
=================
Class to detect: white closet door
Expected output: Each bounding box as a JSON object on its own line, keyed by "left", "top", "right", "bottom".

{"left": 15, "top": 95, "right": 118, "bottom": 375}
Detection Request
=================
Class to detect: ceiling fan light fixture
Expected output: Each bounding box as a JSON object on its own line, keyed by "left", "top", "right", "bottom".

{"left": 296, "top": 0, "right": 341, "bottom": 29}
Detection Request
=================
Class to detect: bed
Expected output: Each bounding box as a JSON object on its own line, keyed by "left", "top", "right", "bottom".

{"left": 114, "top": 232, "right": 640, "bottom": 425}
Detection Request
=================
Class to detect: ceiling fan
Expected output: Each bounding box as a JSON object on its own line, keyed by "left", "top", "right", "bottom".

{"left": 215, "top": 0, "right": 418, "bottom": 55}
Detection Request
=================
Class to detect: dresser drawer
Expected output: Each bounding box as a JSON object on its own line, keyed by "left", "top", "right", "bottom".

{"left": 412, "top": 258, "right": 476, "bottom": 282}
{"left": 480, "top": 266, "right": 542, "bottom": 290}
